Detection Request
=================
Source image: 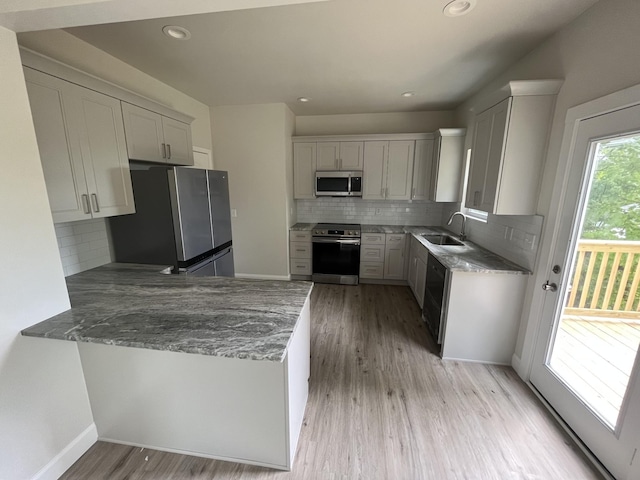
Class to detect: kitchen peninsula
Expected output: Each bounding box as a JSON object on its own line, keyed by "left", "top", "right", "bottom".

{"left": 22, "top": 264, "right": 313, "bottom": 471}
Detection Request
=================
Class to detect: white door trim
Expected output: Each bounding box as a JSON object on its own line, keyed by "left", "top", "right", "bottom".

{"left": 515, "top": 82, "right": 640, "bottom": 381}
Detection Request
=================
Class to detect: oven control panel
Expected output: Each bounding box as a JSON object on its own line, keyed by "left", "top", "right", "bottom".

{"left": 312, "top": 223, "right": 361, "bottom": 238}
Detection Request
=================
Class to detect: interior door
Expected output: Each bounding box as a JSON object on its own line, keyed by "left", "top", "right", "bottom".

{"left": 531, "top": 104, "right": 640, "bottom": 480}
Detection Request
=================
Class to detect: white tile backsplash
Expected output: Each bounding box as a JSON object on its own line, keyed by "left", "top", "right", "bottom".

{"left": 54, "top": 218, "right": 112, "bottom": 276}
{"left": 442, "top": 204, "right": 543, "bottom": 271}
{"left": 297, "top": 198, "right": 444, "bottom": 226}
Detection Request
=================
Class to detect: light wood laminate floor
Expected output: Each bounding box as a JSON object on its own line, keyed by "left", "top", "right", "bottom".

{"left": 62, "top": 284, "right": 603, "bottom": 479}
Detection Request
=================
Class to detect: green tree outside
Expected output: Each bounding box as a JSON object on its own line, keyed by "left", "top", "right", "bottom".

{"left": 582, "top": 136, "right": 640, "bottom": 240}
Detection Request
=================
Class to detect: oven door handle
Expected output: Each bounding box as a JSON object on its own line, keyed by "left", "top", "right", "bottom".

{"left": 312, "top": 238, "right": 361, "bottom": 245}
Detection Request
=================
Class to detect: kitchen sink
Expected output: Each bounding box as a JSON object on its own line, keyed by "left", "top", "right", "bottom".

{"left": 421, "top": 234, "right": 464, "bottom": 246}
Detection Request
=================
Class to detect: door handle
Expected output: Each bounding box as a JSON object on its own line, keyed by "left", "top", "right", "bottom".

{"left": 167, "top": 144, "right": 172, "bottom": 159}
{"left": 81, "top": 194, "right": 91, "bottom": 214}
{"left": 162, "top": 143, "right": 167, "bottom": 159}
{"left": 91, "top": 194, "right": 100, "bottom": 212}
{"left": 542, "top": 281, "right": 558, "bottom": 292}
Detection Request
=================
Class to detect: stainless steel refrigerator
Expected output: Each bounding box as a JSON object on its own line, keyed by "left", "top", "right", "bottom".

{"left": 109, "top": 167, "right": 234, "bottom": 276}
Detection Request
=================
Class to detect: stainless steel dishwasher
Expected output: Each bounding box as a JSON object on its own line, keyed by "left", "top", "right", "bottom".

{"left": 422, "top": 252, "right": 449, "bottom": 346}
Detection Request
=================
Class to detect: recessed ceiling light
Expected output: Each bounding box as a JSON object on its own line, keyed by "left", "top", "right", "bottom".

{"left": 162, "top": 25, "right": 191, "bottom": 40}
{"left": 297, "top": 97, "right": 311, "bottom": 103}
{"left": 443, "top": 0, "right": 477, "bottom": 17}
{"left": 401, "top": 92, "right": 416, "bottom": 97}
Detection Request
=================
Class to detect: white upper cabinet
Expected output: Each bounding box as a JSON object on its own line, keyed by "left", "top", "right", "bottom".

{"left": 363, "top": 141, "right": 388, "bottom": 199}
{"left": 386, "top": 140, "right": 415, "bottom": 201}
{"left": 411, "top": 139, "right": 434, "bottom": 200}
{"left": 465, "top": 80, "right": 562, "bottom": 215}
{"left": 430, "top": 128, "right": 466, "bottom": 202}
{"left": 316, "top": 141, "right": 364, "bottom": 170}
{"left": 162, "top": 116, "right": 192, "bottom": 166}
{"left": 122, "top": 102, "right": 193, "bottom": 166}
{"left": 120, "top": 102, "right": 164, "bottom": 162}
{"left": 363, "top": 140, "right": 414, "bottom": 200}
{"left": 293, "top": 143, "right": 317, "bottom": 199}
{"left": 24, "top": 67, "right": 134, "bottom": 223}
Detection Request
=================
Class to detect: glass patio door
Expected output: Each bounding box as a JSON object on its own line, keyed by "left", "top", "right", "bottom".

{"left": 530, "top": 104, "right": 640, "bottom": 480}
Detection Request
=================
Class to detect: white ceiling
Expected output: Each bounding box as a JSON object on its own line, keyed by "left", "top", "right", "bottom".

{"left": 61, "top": 0, "right": 598, "bottom": 115}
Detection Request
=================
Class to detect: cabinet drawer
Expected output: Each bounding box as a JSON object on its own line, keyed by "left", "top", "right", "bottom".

{"left": 386, "top": 233, "right": 406, "bottom": 245}
{"left": 361, "top": 233, "right": 385, "bottom": 245}
{"left": 290, "top": 242, "right": 312, "bottom": 259}
{"left": 360, "top": 262, "right": 384, "bottom": 279}
{"left": 290, "top": 231, "right": 311, "bottom": 242}
{"left": 360, "top": 245, "right": 384, "bottom": 262}
{"left": 290, "top": 258, "right": 311, "bottom": 275}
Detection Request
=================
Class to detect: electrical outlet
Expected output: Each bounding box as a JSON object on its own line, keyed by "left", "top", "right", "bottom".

{"left": 525, "top": 233, "right": 537, "bottom": 250}
{"left": 375, "top": 208, "right": 383, "bottom": 215}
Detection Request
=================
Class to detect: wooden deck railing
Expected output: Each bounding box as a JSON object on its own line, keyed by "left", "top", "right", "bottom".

{"left": 565, "top": 240, "right": 640, "bottom": 319}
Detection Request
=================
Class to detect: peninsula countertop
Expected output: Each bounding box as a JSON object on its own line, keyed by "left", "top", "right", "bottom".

{"left": 22, "top": 263, "right": 313, "bottom": 362}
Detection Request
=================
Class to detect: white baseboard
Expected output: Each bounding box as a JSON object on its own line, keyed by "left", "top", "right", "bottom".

{"left": 32, "top": 423, "right": 97, "bottom": 480}
{"left": 234, "top": 273, "right": 291, "bottom": 281}
{"left": 511, "top": 353, "right": 523, "bottom": 377}
{"left": 98, "top": 437, "right": 289, "bottom": 471}
{"left": 440, "top": 356, "right": 512, "bottom": 366}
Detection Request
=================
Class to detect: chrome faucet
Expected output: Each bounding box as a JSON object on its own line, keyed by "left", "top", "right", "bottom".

{"left": 447, "top": 211, "right": 467, "bottom": 241}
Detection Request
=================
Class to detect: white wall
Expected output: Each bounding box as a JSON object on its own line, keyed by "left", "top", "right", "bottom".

{"left": 17, "top": 29, "right": 213, "bottom": 150}
{"left": 295, "top": 110, "right": 456, "bottom": 136}
{"left": 456, "top": 0, "right": 640, "bottom": 365}
{"left": 211, "top": 104, "right": 293, "bottom": 278}
{"left": 0, "top": 26, "right": 95, "bottom": 479}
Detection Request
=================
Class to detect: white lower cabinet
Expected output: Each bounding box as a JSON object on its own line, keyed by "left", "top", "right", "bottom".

{"left": 360, "top": 233, "right": 407, "bottom": 281}
{"left": 289, "top": 230, "right": 312, "bottom": 276}
{"left": 408, "top": 236, "right": 428, "bottom": 307}
{"left": 360, "top": 233, "right": 385, "bottom": 279}
{"left": 383, "top": 234, "right": 407, "bottom": 280}
{"left": 441, "top": 271, "right": 528, "bottom": 364}
{"left": 24, "top": 67, "right": 135, "bottom": 223}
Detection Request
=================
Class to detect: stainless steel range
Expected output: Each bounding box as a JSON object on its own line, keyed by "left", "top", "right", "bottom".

{"left": 312, "top": 223, "right": 361, "bottom": 285}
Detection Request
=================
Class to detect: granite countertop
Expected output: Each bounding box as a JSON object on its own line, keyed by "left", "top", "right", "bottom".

{"left": 22, "top": 263, "right": 313, "bottom": 362}
{"left": 290, "top": 222, "right": 315, "bottom": 231}
{"left": 404, "top": 226, "right": 529, "bottom": 274}
{"left": 361, "top": 224, "right": 406, "bottom": 234}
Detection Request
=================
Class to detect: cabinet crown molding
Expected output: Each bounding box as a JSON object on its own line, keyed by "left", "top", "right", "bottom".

{"left": 20, "top": 47, "right": 195, "bottom": 125}
{"left": 293, "top": 133, "right": 435, "bottom": 143}
{"left": 471, "top": 79, "right": 564, "bottom": 114}
{"left": 436, "top": 128, "right": 466, "bottom": 137}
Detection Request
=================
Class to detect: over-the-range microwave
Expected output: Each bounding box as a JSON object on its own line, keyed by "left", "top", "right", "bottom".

{"left": 315, "top": 171, "right": 363, "bottom": 197}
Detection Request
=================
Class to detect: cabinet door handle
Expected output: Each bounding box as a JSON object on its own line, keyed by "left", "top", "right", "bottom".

{"left": 161, "top": 143, "right": 167, "bottom": 159}
{"left": 91, "top": 193, "right": 100, "bottom": 212}
{"left": 167, "top": 144, "right": 172, "bottom": 159}
{"left": 412, "top": 187, "right": 416, "bottom": 198}
{"left": 81, "top": 194, "right": 91, "bottom": 214}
